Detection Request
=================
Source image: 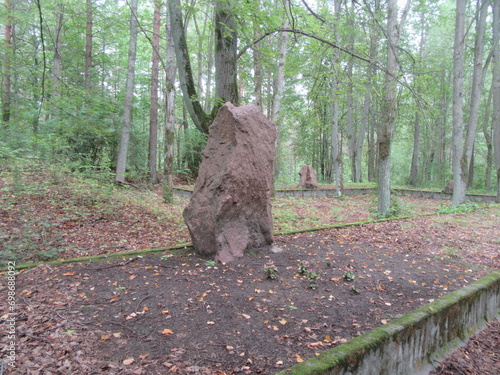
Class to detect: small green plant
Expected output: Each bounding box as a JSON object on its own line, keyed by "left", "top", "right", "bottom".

{"left": 298, "top": 260, "right": 310, "bottom": 275}
{"left": 263, "top": 260, "right": 279, "bottom": 280}
{"left": 343, "top": 266, "right": 355, "bottom": 282}
{"left": 205, "top": 260, "right": 216, "bottom": 267}
{"left": 306, "top": 271, "right": 320, "bottom": 290}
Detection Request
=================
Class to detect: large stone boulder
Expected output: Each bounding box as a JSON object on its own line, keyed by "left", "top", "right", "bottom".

{"left": 297, "top": 165, "right": 319, "bottom": 189}
{"left": 183, "top": 102, "right": 276, "bottom": 263}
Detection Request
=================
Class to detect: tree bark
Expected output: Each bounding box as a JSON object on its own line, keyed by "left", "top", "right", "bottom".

{"left": 451, "top": 0, "right": 466, "bottom": 205}
{"left": 163, "top": 2, "right": 177, "bottom": 203}
{"left": 84, "top": 0, "right": 93, "bottom": 94}
{"left": 52, "top": 3, "right": 63, "bottom": 100}
{"left": 253, "top": 0, "right": 263, "bottom": 112}
{"left": 148, "top": 0, "right": 161, "bottom": 184}
{"left": 115, "top": 0, "right": 139, "bottom": 183}
{"left": 462, "top": 0, "right": 488, "bottom": 193}
{"left": 492, "top": 0, "right": 500, "bottom": 201}
{"left": 482, "top": 88, "right": 493, "bottom": 191}
{"left": 168, "top": 0, "right": 210, "bottom": 133}
{"left": 331, "top": 0, "right": 342, "bottom": 195}
{"left": 271, "top": 15, "right": 289, "bottom": 178}
{"left": 2, "top": 0, "right": 12, "bottom": 125}
{"left": 214, "top": 0, "right": 239, "bottom": 106}
{"left": 409, "top": 110, "right": 421, "bottom": 186}
{"left": 377, "top": 0, "right": 400, "bottom": 217}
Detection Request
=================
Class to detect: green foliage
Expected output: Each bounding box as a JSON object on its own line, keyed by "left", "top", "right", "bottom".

{"left": 305, "top": 270, "right": 320, "bottom": 290}
{"left": 263, "top": 260, "right": 279, "bottom": 280}
{"left": 437, "top": 202, "right": 480, "bottom": 214}
{"left": 370, "top": 195, "right": 415, "bottom": 219}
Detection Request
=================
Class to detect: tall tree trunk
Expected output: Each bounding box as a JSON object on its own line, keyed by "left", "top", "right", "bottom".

{"left": 483, "top": 80, "right": 493, "bottom": 191}
{"left": 409, "top": 110, "right": 421, "bottom": 186}
{"left": 148, "top": 0, "right": 161, "bottom": 184}
{"left": 464, "top": 0, "right": 488, "bottom": 191}
{"left": 453, "top": 0, "right": 488, "bottom": 204}
{"left": 168, "top": 0, "right": 210, "bottom": 133}
{"left": 84, "top": 0, "right": 93, "bottom": 94}
{"left": 164, "top": 3, "right": 177, "bottom": 203}
{"left": 492, "top": 0, "right": 500, "bottom": 201}
{"left": 410, "top": 8, "right": 427, "bottom": 187}
{"left": 368, "top": 120, "right": 377, "bottom": 182}
{"left": 253, "top": 0, "right": 263, "bottom": 112}
{"left": 377, "top": 0, "right": 402, "bottom": 217}
{"left": 2, "top": 0, "right": 12, "bottom": 126}
{"left": 52, "top": 3, "right": 63, "bottom": 100}
{"left": 115, "top": 0, "right": 139, "bottom": 183}
{"left": 451, "top": 0, "right": 466, "bottom": 205}
{"left": 330, "top": 0, "right": 342, "bottom": 194}
{"left": 214, "top": 0, "right": 238, "bottom": 106}
{"left": 169, "top": 0, "right": 239, "bottom": 133}
{"left": 271, "top": 15, "right": 289, "bottom": 178}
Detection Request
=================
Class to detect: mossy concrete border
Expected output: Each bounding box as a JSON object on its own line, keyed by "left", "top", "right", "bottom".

{"left": 276, "top": 270, "right": 500, "bottom": 375}
{"left": 173, "top": 187, "right": 496, "bottom": 202}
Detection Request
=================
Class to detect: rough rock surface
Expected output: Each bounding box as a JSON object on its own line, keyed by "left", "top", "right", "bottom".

{"left": 183, "top": 102, "right": 276, "bottom": 263}
{"left": 297, "top": 164, "right": 319, "bottom": 189}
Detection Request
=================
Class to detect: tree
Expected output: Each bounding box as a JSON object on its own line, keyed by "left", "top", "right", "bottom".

{"left": 84, "top": 0, "right": 92, "bottom": 94}
{"left": 52, "top": 3, "right": 63, "bottom": 101}
{"left": 271, "top": 2, "right": 290, "bottom": 178}
{"left": 164, "top": 1, "right": 177, "bottom": 203}
{"left": 493, "top": 0, "right": 500, "bottom": 201}
{"left": 3, "top": 0, "right": 13, "bottom": 126}
{"left": 452, "top": 0, "right": 488, "bottom": 204}
{"left": 377, "top": 0, "right": 410, "bottom": 217}
{"left": 115, "top": 0, "right": 139, "bottom": 183}
{"left": 168, "top": 0, "right": 239, "bottom": 134}
{"left": 148, "top": 0, "right": 161, "bottom": 184}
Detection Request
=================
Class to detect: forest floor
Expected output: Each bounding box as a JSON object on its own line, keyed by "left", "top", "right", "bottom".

{"left": 0, "top": 164, "right": 499, "bottom": 374}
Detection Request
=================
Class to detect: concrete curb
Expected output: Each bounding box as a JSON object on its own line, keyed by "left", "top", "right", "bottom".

{"left": 173, "top": 187, "right": 497, "bottom": 203}
{"left": 275, "top": 271, "right": 500, "bottom": 375}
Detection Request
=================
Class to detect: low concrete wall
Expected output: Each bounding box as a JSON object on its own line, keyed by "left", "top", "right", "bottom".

{"left": 275, "top": 271, "right": 500, "bottom": 375}
{"left": 173, "top": 187, "right": 497, "bottom": 203}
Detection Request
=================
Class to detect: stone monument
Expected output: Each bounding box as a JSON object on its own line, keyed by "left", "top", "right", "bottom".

{"left": 183, "top": 103, "right": 276, "bottom": 263}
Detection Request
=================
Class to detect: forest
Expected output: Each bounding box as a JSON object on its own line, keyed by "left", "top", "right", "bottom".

{"left": 1, "top": 0, "right": 499, "bottom": 215}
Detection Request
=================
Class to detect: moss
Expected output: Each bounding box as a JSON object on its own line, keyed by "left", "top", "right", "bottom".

{"left": 4, "top": 243, "right": 193, "bottom": 271}
{"left": 277, "top": 271, "right": 500, "bottom": 375}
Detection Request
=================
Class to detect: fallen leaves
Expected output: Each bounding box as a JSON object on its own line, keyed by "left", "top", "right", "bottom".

{"left": 161, "top": 329, "right": 174, "bottom": 336}
{"left": 123, "top": 357, "right": 135, "bottom": 365}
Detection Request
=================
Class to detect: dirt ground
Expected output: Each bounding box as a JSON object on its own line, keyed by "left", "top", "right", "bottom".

{"left": 1, "top": 205, "right": 498, "bottom": 374}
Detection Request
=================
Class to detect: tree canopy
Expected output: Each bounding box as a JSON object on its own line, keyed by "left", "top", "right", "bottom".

{"left": 1, "top": 0, "right": 499, "bottom": 204}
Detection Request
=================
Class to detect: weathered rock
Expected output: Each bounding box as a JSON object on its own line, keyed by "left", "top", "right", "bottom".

{"left": 443, "top": 180, "right": 454, "bottom": 194}
{"left": 297, "top": 165, "right": 319, "bottom": 189}
{"left": 183, "top": 102, "right": 276, "bottom": 263}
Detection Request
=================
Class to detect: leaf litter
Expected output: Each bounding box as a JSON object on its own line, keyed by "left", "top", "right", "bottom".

{"left": 1, "top": 204, "right": 499, "bottom": 374}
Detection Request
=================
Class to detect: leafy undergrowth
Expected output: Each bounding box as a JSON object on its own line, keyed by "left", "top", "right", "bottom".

{"left": 1, "top": 163, "right": 450, "bottom": 265}
{"left": 0, "top": 163, "right": 499, "bottom": 374}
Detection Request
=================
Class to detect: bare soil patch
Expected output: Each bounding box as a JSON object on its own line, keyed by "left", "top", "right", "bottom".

{"left": 1, "top": 203, "right": 498, "bottom": 374}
